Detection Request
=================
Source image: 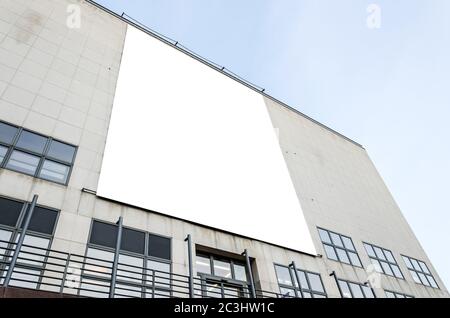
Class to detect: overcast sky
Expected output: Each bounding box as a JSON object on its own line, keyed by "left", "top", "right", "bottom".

{"left": 95, "top": 0, "right": 450, "bottom": 290}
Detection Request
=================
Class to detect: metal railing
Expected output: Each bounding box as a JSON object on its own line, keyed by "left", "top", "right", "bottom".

{"left": 0, "top": 238, "right": 291, "bottom": 298}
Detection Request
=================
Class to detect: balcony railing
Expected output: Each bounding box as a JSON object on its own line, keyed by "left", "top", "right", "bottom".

{"left": 0, "top": 238, "right": 290, "bottom": 298}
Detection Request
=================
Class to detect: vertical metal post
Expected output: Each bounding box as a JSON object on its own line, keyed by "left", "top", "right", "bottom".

{"left": 4, "top": 195, "right": 38, "bottom": 287}
{"left": 290, "top": 261, "right": 303, "bottom": 298}
{"left": 184, "top": 235, "right": 194, "bottom": 298}
{"left": 109, "top": 216, "right": 123, "bottom": 298}
{"left": 330, "top": 271, "right": 343, "bottom": 298}
{"left": 244, "top": 249, "right": 256, "bottom": 298}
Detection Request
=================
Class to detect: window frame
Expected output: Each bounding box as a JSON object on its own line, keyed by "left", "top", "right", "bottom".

{"left": 274, "top": 263, "right": 328, "bottom": 298}
{"left": 336, "top": 278, "right": 376, "bottom": 298}
{"left": 385, "top": 290, "right": 414, "bottom": 298}
{"left": 401, "top": 255, "right": 439, "bottom": 289}
{"left": 81, "top": 219, "right": 173, "bottom": 298}
{"left": 0, "top": 195, "right": 59, "bottom": 289}
{"left": 0, "top": 120, "right": 78, "bottom": 186}
{"left": 317, "top": 227, "right": 363, "bottom": 268}
{"left": 363, "top": 242, "right": 404, "bottom": 279}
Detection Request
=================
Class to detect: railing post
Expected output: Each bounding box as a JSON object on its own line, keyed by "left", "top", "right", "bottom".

{"left": 184, "top": 234, "right": 194, "bottom": 298}
{"left": 109, "top": 216, "right": 123, "bottom": 298}
{"left": 4, "top": 195, "right": 38, "bottom": 287}
{"left": 243, "top": 249, "right": 256, "bottom": 298}
{"left": 290, "top": 261, "right": 303, "bottom": 298}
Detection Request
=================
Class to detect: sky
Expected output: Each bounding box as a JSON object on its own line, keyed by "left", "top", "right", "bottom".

{"left": 94, "top": 0, "right": 450, "bottom": 290}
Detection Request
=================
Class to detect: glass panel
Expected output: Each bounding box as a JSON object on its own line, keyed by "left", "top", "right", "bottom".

{"left": 410, "top": 270, "right": 421, "bottom": 284}
{"left": 373, "top": 246, "right": 386, "bottom": 260}
{"left": 0, "top": 229, "right": 12, "bottom": 257}
{"left": 338, "top": 280, "right": 352, "bottom": 298}
{"left": 148, "top": 234, "right": 171, "bottom": 260}
{"left": 16, "top": 130, "right": 47, "bottom": 154}
{"left": 385, "top": 291, "right": 395, "bottom": 298}
{"left": 426, "top": 275, "right": 438, "bottom": 288}
{"left": 223, "top": 285, "right": 240, "bottom": 298}
{"left": 22, "top": 206, "right": 58, "bottom": 235}
{"left": 0, "top": 197, "right": 23, "bottom": 227}
{"left": 39, "top": 160, "right": 70, "bottom": 184}
{"left": 153, "top": 288, "right": 171, "bottom": 298}
{"left": 307, "top": 273, "right": 324, "bottom": 293}
{"left": 411, "top": 259, "right": 422, "bottom": 272}
{"left": 10, "top": 267, "right": 41, "bottom": 289}
{"left": 0, "top": 122, "right": 18, "bottom": 144}
{"left": 0, "top": 145, "right": 7, "bottom": 163}
{"left": 371, "top": 259, "right": 383, "bottom": 273}
{"left": 84, "top": 248, "right": 114, "bottom": 278}
{"left": 418, "top": 272, "right": 430, "bottom": 286}
{"left": 361, "top": 286, "right": 375, "bottom": 298}
{"left": 314, "top": 294, "right": 327, "bottom": 298}
{"left": 213, "top": 259, "right": 232, "bottom": 279}
{"left": 403, "top": 256, "right": 413, "bottom": 269}
{"left": 196, "top": 255, "right": 211, "bottom": 275}
{"left": 115, "top": 283, "right": 142, "bottom": 298}
{"left": 279, "top": 287, "right": 296, "bottom": 298}
{"left": 324, "top": 245, "right": 338, "bottom": 261}
{"left": 384, "top": 250, "right": 396, "bottom": 263}
{"left": 364, "top": 243, "right": 376, "bottom": 258}
{"left": 89, "top": 221, "right": 118, "bottom": 249}
{"left": 419, "top": 261, "right": 431, "bottom": 274}
{"left": 318, "top": 229, "right": 331, "bottom": 244}
{"left": 336, "top": 248, "right": 350, "bottom": 264}
{"left": 275, "top": 265, "right": 293, "bottom": 286}
{"left": 6, "top": 150, "right": 40, "bottom": 175}
{"left": 329, "top": 232, "right": 344, "bottom": 247}
{"left": 348, "top": 252, "right": 361, "bottom": 267}
{"left": 16, "top": 234, "right": 50, "bottom": 266}
{"left": 79, "top": 278, "right": 110, "bottom": 298}
{"left": 296, "top": 270, "right": 308, "bottom": 289}
{"left": 117, "top": 254, "right": 143, "bottom": 284}
{"left": 147, "top": 260, "right": 170, "bottom": 288}
{"left": 206, "top": 281, "right": 222, "bottom": 298}
{"left": 380, "top": 261, "right": 394, "bottom": 276}
{"left": 302, "top": 292, "right": 312, "bottom": 298}
{"left": 233, "top": 263, "right": 247, "bottom": 282}
{"left": 341, "top": 236, "right": 355, "bottom": 251}
{"left": 349, "top": 283, "right": 364, "bottom": 298}
{"left": 47, "top": 140, "right": 76, "bottom": 163}
{"left": 396, "top": 294, "right": 406, "bottom": 298}
{"left": 391, "top": 265, "right": 403, "bottom": 279}
{"left": 121, "top": 228, "right": 145, "bottom": 255}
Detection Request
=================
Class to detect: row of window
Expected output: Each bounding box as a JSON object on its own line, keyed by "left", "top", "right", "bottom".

{"left": 0, "top": 196, "right": 439, "bottom": 298}
{"left": 318, "top": 227, "right": 438, "bottom": 289}
{"left": 0, "top": 121, "right": 77, "bottom": 185}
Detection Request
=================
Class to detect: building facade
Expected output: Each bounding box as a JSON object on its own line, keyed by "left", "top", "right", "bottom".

{"left": 0, "top": 0, "right": 447, "bottom": 298}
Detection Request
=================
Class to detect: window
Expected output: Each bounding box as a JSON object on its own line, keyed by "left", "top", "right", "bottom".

{"left": 274, "top": 264, "right": 327, "bottom": 298}
{"left": 402, "top": 255, "right": 438, "bottom": 289}
{"left": 82, "top": 220, "right": 172, "bottom": 298}
{"left": 0, "top": 121, "right": 77, "bottom": 185}
{"left": 318, "top": 228, "right": 362, "bottom": 267}
{"left": 337, "top": 279, "right": 375, "bottom": 298}
{"left": 363, "top": 243, "right": 403, "bottom": 279}
{"left": 195, "top": 252, "right": 250, "bottom": 298}
{"left": 385, "top": 290, "right": 414, "bottom": 298}
{"left": 0, "top": 196, "right": 59, "bottom": 289}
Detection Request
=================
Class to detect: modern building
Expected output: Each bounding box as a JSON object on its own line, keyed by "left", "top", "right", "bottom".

{"left": 0, "top": 0, "right": 447, "bottom": 298}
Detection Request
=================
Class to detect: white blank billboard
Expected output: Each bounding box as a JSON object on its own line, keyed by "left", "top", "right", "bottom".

{"left": 97, "top": 25, "right": 316, "bottom": 254}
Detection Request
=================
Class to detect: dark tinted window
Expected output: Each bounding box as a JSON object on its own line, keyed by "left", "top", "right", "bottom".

{"left": 15, "top": 130, "right": 47, "bottom": 154}
{"left": 90, "top": 221, "right": 118, "bottom": 248}
{"left": 0, "top": 122, "right": 18, "bottom": 144}
{"left": 21, "top": 206, "right": 59, "bottom": 235}
{"left": 121, "top": 227, "right": 146, "bottom": 254}
{"left": 47, "top": 140, "right": 76, "bottom": 163}
{"left": 148, "top": 234, "right": 171, "bottom": 260}
{"left": 0, "top": 197, "right": 23, "bottom": 227}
